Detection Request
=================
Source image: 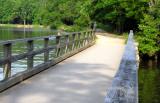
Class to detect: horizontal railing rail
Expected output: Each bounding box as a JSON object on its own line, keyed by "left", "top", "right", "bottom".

{"left": 0, "top": 29, "right": 96, "bottom": 92}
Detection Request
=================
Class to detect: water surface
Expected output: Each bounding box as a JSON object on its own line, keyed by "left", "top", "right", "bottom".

{"left": 0, "top": 27, "right": 55, "bottom": 40}
{"left": 139, "top": 60, "right": 160, "bottom": 103}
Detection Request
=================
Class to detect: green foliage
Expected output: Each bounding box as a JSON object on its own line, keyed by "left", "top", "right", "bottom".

{"left": 15, "top": 0, "right": 35, "bottom": 24}
{"left": 138, "top": 1, "right": 160, "bottom": 57}
{"left": 0, "top": 0, "right": 160, "bottom": 57}
{"left": 58, "top": 25, "right": 84, "bottom": 32}
{"left": 0, "top": 0, "right": 148, "bottom": 31}
{"left": 0, "top": 0, "right": 16, "bottom": 23}
{"left": 80, "top": 0, "right": 149, "bottom": 33}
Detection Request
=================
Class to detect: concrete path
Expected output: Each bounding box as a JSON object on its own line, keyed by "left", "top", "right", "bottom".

{"left": 0, "top": 34, "right": 125, "bottom": 103}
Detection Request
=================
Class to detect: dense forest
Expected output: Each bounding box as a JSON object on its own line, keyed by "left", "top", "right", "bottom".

{"left": 0, "top": 0, "right": 160, "bottom": 59}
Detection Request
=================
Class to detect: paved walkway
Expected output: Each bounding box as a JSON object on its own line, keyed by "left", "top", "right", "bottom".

{"left": 0, "top": 34, "right": 125, "bottom": 103}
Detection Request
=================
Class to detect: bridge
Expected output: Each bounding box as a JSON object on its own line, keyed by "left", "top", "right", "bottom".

{"left": 0, "top": 29, "right": 139, "bottom": 103}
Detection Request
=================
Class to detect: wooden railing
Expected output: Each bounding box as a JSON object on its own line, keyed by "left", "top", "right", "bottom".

{"left": 105, "top": 30, "right": 139, "bottom": 103}
{"left": 0, "top": 30, "right": 96, "bottom": 92}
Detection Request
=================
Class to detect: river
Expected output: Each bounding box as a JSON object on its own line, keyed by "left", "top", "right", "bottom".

{"left": 139, "top": 60, "right": 160, "bottom": 103}
{"left": 0, "top": 27, "right": 56, "bottom": 80}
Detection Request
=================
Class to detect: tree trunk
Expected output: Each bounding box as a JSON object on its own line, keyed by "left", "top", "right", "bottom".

{"left": 23, "top": 19, "right": 26, "bottom": 26}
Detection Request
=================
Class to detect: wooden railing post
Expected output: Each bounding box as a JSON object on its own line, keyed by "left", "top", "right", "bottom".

{"left": 72, "top": 33, "right": 76, "bottom": 51}
{"left": 74, "top": 33, "right": 78, "bottom": 49}
{"left": 87, "top": 31, "right": 91, "bottom": 43}
{"left": 44, "top": 38, "right": 49, "bottom": 62}
{"left": 82, "top": 32, "right": 86, "bottom": 47}
{"left": 65, "top": 34, "right": 69, "bottom": 54}
{"left": 91, "top": 31, "right": 94, "bottom": 41}
{"left": 84, "top": 32, "right": 88, "bottom": 46}
{"left": 83, "top": 32, "right": 86, "bottom": 46}
{"left": 78, "top": 33, "right": 81, "bottom": 48}
{"left": 3, "top": 43, "right": 12, "bottom": 79}
{"left": 93, "top": 22, "right": 97, "bottom": 41}
{"left": 56, "top": 36, "right": 61, "bottom": 57}
{"left": 85, "top": 32, "right": 88, "bottom": 45}
{"left": 27, "top": 40, "right": 34, "bottom": 69}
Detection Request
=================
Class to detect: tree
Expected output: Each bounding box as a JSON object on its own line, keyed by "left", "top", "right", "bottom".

{"left": 138, "top": 0, "right": 160, "bottom": 58}
{"left": 15, "top": 0, "right": 35, "bottom": 25}
{"left": 80, "top": 0, "right": 149, "bottom": 33}
{"left": 0, "top": 0, "right": 16, "bottom": 23}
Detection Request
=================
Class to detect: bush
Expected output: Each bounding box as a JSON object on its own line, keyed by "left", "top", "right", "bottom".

{"left": 58, "top": 25, "right": 88, "bottom": 32}
{"left": 50, "top": 21, "right": 62, "bottom": 29}
{"left": 74, "top": 15, "right": 90, "bottom": 27}
{"left": 138, "top": 14, "right": 160, "bottom": 57}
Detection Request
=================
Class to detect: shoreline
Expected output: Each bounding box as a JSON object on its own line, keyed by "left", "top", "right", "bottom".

{"left": 0, "top": 24, "right": 49, "bottom": 29}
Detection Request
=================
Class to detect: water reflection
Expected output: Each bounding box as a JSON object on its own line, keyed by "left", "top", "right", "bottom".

{"left": 0, "top": 27, "right": 56, "bottom": 80}
{"left": 0, "top": 27, "right": 56, "bottom": 40}
{"left": 139, "top": 60, "right": 160, "bottom": 103}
